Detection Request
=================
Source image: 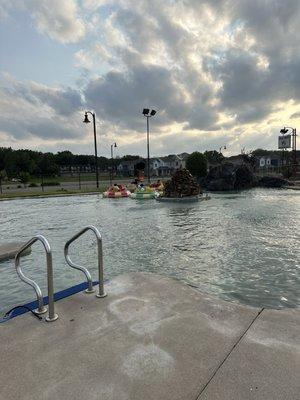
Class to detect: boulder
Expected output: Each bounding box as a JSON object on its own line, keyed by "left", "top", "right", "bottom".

{"left": 207, "top": 178, "right": 234, "bottom": 191}
{"left": 257, "top": 176, "right": 291, "bottom": 188}
{"left": 234, "top": 164, "right": 254, "bottom": 189}
{"left": 205, "top": 162, "right": 254, "bottom": 191}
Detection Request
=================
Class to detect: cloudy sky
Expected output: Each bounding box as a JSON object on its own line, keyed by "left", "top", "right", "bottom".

{"left": 0, "top": 0, "right": 299, "bottom": 158}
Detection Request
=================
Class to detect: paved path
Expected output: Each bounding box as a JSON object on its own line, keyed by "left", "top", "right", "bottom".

{"left": 1, "top": 273, "right": 299, "bottom": 400}
{"left": 0, "top": 242, "right": 31, "bottom": 261}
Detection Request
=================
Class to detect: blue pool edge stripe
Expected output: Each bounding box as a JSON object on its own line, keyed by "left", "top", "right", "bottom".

{"left": 1, "top": 280, "right": 108, "bottom": 323}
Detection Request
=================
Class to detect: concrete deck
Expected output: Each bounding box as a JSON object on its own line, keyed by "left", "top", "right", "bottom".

{"left": 1, "top": 273, "right": 299, "bottom": 400}
{"left": 0, "top": 241, "right": 31, "bottom": 262}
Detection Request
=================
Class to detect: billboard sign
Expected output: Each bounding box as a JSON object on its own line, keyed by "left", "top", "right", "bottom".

{"left": 278, "top": 135, "right": 291, "bottom": 149}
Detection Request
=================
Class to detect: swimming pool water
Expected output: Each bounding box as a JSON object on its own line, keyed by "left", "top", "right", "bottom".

{"left": 0, "top": 188, "right": 299, "bottom": 314}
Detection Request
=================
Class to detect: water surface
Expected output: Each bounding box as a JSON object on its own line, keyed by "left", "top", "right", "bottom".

{"left": 0, "top": 188, "right": 299, "bottom": 314}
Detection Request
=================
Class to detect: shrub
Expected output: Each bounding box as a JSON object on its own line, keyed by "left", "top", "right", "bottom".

{"left": 186, "top": 152, "right": 207, "bottom": 177}
{"left": 19, "top": 172, "right": 30, "bottom": 185}
{"left": 29, "top": 182, "right": 39, "bottom": 187}
{"left": 41, "top": 181, "right": 60, "bottom": 186}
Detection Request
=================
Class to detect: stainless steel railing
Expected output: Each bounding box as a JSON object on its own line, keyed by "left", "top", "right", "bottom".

{"left": 15, "top": 235, "right": 58, "bottom": 322}
{"left": 64, "top": 226, "right": 107, "bottom": 298}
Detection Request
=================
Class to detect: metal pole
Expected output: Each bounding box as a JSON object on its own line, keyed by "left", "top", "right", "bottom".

{"left": 45, "top": 250, "right": 58, "bottom": 322}
{"left": 92, "top": 113, "right": 99, "bottom": 189}
{"left": 96, "top": 236, "right": 106, "bottom": 298}
{"left": 110, "top": 144, "right": 113, "bottom": 186}
{"left": 293, "top": 128, "right": 297, "bottom": 167}
{"left": 78, "top": 170, "right": 81, "bottom": 190}
{"left": 147, "top": 116, "right": 150, "bottom": 184}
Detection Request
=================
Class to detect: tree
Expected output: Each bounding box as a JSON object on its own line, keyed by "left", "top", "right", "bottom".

{"left": 0, "top": 170, "right": 7, "bottom": 194}
{"left": 204, "top": 150, "right": 224, "bottom": 164}
{"left": 19, "top": 171, "right": 30, "bottom": 187}
{"left": 37, "top": 153, "right": 59, "bottom": 176}
{"left": 186, "top": 152, "right": 207, "bottom": 177}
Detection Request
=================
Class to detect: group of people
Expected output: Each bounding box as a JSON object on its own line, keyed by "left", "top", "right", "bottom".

{"left": 107, "top": 179, "right": 163, "bottom": 193}
{"left": 108, "top": 183, "right": 126, "bottom": 192}
{"left": 130, "top": 178, "right": 162, "bottom": 188}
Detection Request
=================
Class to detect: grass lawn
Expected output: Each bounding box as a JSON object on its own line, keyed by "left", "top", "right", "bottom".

{"left": 3, "top": 175, "right": 134, "bottom": 186}
{"left": 0, "top": 187, "right": 107, "bottom": 201}
{"left": 26, "top": 175, "right": 134, "bottom": 184}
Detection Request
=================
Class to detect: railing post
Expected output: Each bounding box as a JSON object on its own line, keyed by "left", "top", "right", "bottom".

{"left": 45, "top": 250, "right": 58, "bottom": 322}
{"left": 96, "top": 233, "right": 107, "bottom": 298}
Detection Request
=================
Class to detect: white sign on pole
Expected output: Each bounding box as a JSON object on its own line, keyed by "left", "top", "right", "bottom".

{"left": 278, "top": 135, "right": 291, "bottom": 149}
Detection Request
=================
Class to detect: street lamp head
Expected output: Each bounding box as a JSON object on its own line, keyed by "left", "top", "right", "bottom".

{"left": 83, "top": 112, "right": 90, "bottom": 124}
{"left": 150, "top": 109, "right": 156, "bottom": 116}
{"left": 280, "top": 128, "right": 288, "bottom": 134}
{"left": 142, "top": 108, "right": 150, "bottom": 116}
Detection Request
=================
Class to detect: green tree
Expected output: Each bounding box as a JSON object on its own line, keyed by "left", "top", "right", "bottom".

{"left": 186, "top": 152, "right": 207, "bottom": 177}
{"left": 19, "top": 171, "right": 30, "bottom": 187}
{"left": 204, "top": 150, "right": 224, "bottom": 164}
{"left": 37, "top": 153, "right": 59, "bottom": 176}
{"left": 0, "top": 170, "right": 7, "bottom": 194}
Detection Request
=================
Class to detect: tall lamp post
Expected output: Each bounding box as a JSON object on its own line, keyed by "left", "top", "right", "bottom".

{"left": 110, "top": 142, "right": 117, "bottom": 186}
{"left": 280, "top": 126, "right": 297, "bottom": 170}
{"left": 83, "top": 111, "right": 99, "bottom": 189}
{"left": 142, "top": 108, "right": 156, "bottom": 184}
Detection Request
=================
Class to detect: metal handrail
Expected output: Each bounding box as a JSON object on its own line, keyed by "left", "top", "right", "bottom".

{"left": 64, "top": 226, "right": 107, "bottom": 298}
{"left": 15, "top": 235, "right": 58, "bottom": 322}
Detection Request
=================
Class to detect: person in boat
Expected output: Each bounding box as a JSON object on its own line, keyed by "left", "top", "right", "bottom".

{"left": 131, "top": 178, "right": 139, "bottom": 185}
{"left": 113, "top": 184, "right": 120, "bottom": 192}
{"left": 151, "top": 179, "right": 162, "bottom": 189}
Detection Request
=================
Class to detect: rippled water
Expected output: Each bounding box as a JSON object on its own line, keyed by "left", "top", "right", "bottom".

{"left": 0, "top": 188, "right": 299, "bottom": 314}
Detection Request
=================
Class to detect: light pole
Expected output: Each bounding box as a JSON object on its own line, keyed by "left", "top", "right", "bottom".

{"left": 142, "top": 108, "right": 156, "bottom": 184}
{"left": 280, "top": 126, "right": 297, "bottom": 170}
{"left": 110, "top": 142, "right": 117, "bottom": 186}
{"left": 83, "top": 111, "right": 99, "bottom": 189}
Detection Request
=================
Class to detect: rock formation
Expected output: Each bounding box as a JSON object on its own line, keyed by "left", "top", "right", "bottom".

{"left": 257, "top": 176, "right": 292, "bottom": 188}
{"left": 203, "top": 162, "right": 292, "bottom": 191}
{"left": 163, "top": 169, "right": 200, "bottom": 197}
{"left": 205, "top": 162, "right": 254, "bottom": 191}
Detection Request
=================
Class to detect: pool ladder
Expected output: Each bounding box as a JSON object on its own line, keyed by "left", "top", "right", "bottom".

{"left": 14, "top": 226, "right": 106, "bottom": 323}
{"left": 64, "top": 225, "right": 106, "bottom": 298}
{"left": 15, "top": 235, "right": 58, "bottom": 322}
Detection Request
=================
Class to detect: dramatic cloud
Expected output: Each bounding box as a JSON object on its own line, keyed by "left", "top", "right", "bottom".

{"left": 1, "top": 0, "right": 300, "bottom": 156}
{"left": 0, "top": 0, "right": 85, "bottom": 43}
{"left": 0, "top": 75, "right": 84, "bottom": 150}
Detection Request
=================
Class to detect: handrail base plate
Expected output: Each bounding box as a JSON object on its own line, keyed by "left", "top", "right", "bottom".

{"left": 45, "top": 314, "right": 58, "bottom": 322}
{"left": 85, "top": 288, "right": 96, "bottom": 294}
{"left": 34, "top": 306, "right": 48, "bottom": 315}
{"left": 96, "top": 292, "right": 107, "bottom": 298}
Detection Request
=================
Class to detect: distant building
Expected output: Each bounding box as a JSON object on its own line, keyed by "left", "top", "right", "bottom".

{"left": 59, "top": 164, "right": 95, "bottom": 174}
{"left": 150, "top": 154, "right": 188, "bottom": 177}
{"left": 117, "top": 159, "right": 145, "bottom": 177}
{"left": 226, "top": 154, "right": 248, "bottom": 166}
{"left": 258, "top": 154, "right": 281, "bottom": 168}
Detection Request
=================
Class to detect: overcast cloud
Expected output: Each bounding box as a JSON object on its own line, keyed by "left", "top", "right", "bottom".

{"left": 0, "top": 0, "right": 300, "bottom": 157}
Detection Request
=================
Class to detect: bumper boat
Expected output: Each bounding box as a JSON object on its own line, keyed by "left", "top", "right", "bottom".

{"left": 130, "top": 187, "right": 158, "bottom": 199}
{"left": 103, "top": 185, "right": 130, "bottom": 198}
